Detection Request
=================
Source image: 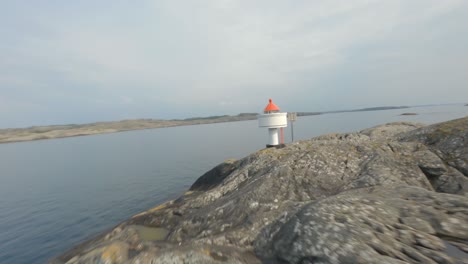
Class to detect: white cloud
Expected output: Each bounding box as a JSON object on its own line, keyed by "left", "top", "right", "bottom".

{"left": 0, "top": 0, "right": 467, "bottom": 125}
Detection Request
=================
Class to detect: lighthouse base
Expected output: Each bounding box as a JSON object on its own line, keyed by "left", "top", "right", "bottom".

{"left": 266, "top": 143, "right": 286, "bottom": 149}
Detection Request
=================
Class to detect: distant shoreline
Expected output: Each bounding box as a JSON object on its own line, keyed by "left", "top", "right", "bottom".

{"left": 0, "top": 106, "right": 412, "bottom": 144}
{"left": 0, "top": 114, "right": 258, "bottom": 144}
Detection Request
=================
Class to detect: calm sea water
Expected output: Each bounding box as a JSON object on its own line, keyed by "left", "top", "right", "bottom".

{"left": 0, "top": 104, "right": 466, "bottom": 264}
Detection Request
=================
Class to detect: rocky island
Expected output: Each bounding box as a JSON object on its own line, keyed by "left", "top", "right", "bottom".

{"left": 51, "top": 117, "right": 468, "bottom": 264}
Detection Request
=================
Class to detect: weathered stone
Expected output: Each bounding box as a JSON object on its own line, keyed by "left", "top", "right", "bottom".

{"left": 401, "top": 117, "right": 468, "bottom": 177}
{"left": 400, "top": 217, "right": 436, "bottom": 234}
{"left": 100, "top": 242, "right": 129, "bottom": 264}
{"left": 51, "top": 117, "right": 468, "bottom": 264}
{"left": 190, "top": 159, "right": 239, "bottom": 192}
{"left": 129, "top": 245, "right": 261, "bottom": 264}
{"left": 255, "top": 186, "right": 468, "bottom": 264}
{"left": 63, "top": 242, "right": 129, "bottom": 264}
{"left": 414, "top": 150, "right": 448, "bottom": 177}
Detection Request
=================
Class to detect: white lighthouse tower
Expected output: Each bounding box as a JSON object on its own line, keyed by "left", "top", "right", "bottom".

{"left": 258, "top": 99, "right": 288, "bottom": 148}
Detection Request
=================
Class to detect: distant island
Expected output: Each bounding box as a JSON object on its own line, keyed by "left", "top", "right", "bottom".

{"left": 323, "top": 106, "right": 409, "bottom": 114}
{"left": 353, "top": 106, "right": 409, "bottom": 111}
{"left": 296, "top": 112, "right": 321, "bottom": 116}
{"left": 0, "top": 106, "right": 411, "bottom": 144}
{"left": 0, "top": 114, "right": 258, "bottom": 144}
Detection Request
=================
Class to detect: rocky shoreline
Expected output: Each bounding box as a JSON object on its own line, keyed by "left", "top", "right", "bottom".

{"left": 51, "top": 117, "right": 468, "bottom": 264}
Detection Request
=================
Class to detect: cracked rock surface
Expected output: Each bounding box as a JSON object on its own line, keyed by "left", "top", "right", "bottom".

{"left": 51, "top": 117, "right": 468, "bottom": 264}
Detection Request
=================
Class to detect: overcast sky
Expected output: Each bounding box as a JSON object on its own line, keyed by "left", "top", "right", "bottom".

{"left": 1, "top": 0, "right": 467, "bottom": 128}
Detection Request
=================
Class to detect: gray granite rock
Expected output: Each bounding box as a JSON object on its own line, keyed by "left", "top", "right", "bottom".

{"left": 51, "top": 117, "right": 468, "bottom": 264}
{"left": 254, "top": 185, "right": 468, "bottom": 264}
{"left": 401, "top": 117, "right": 468, "bottom": 176}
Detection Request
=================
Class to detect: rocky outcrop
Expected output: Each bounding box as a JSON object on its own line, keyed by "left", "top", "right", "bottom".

{"left": 255, "top": 186, "right": 467, "bottom": 264}
{"left": 51, "top": 117, "right": 468, "bottom": 264}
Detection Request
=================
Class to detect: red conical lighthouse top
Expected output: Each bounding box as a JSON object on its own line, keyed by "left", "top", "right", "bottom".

{"left": 264, "top": 98, "right": 280, "bottom": 113}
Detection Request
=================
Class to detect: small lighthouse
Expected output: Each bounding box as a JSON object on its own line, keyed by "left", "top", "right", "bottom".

{"left": 258, "top": 99, "right": 288, "bottom": 148}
